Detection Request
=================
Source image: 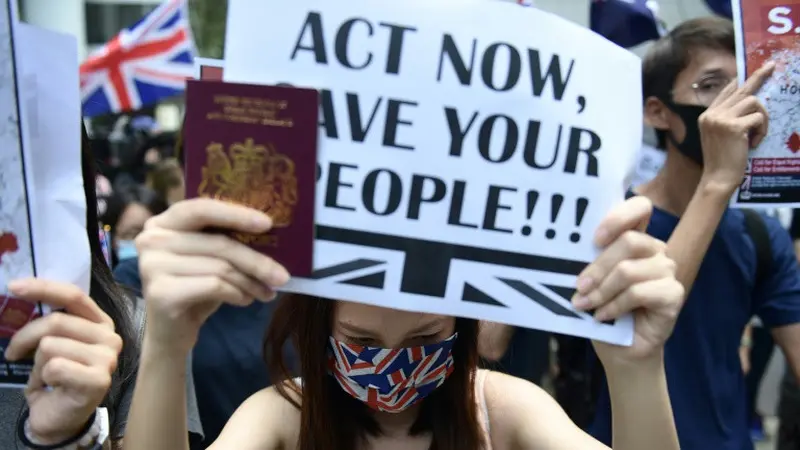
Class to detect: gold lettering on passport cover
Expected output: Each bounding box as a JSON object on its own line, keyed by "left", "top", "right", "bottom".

{"left": 185, "top": 80, "right": 318, "bottom": 276}
{"left": 206, "top": 94, "right": 294, "bottom": 127}
{"left": 198, "top": 138, "right": 298, "bottom": 245}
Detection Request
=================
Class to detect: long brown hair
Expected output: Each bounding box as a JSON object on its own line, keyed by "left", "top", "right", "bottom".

{"left": 264, "top": 294, "right": 486, "bottom": 450}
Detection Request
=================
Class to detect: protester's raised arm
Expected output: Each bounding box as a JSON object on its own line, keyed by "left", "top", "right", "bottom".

{"left": 487, "top": 360, "right": 673, "bottom": 450}
{"left": 123, "top": 199, "right": 289, "bottom": 450}
{"left": 655, "top": 62, "right": 776, "bottom": 295}
{"left": 604, "top": 353, "right": 675, "bottom": 450}
{"left": 487, "top": 197, "right": 682, "bottom": 449}
{"left": 124, "top": 340, "right": 191, "bottom": 450}
{"left": 570, "top": 196, "right": 682, "bottom": 450}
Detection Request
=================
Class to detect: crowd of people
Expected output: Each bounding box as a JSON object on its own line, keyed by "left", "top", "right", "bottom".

{"left": 1, "top": 14, "right": 799, "bottom": 450}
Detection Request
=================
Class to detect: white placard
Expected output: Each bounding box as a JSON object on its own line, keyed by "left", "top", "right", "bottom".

{"left": 0, "top": 14, "right": 88, "bottom": 388}
{"left": 223, "top": 0, "right": 642, "bottom": 344}
{"left": 17, "top": 23, "right": 90, "bottom": 295}
{"left": 0, "top": 0, "right": 39, "bottom": 386}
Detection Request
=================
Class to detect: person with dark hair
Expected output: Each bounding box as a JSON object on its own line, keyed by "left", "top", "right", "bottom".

{"left": 123, "top": 194, "right": 686, "bottom": 450}
{"left": 0, "top": 125, "right": 140, "bottom": 448}
{"left": 0, "top": 124, "right": 204, "bottom": 448}
{"left": 101, "top": 185, "right": 168, "bottom": 266}
{"left": 587, "top": 17, "right": 800, "bottom": 450}
{"left": 109, "top": 115, "right": 162, "bottom": 193}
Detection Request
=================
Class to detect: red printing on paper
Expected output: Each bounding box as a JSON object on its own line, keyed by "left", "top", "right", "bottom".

{"left": 0, "top": 232, "right": 19, "bottom": 263}
{"left": 788, "top": 132, "right": 800, "bottom": 154}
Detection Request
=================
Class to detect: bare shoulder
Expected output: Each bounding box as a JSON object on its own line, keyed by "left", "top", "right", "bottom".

{"left": 209, "top": 382, "right": 302, "bottom": 450}
{"left": 481, "top": 369, "right": 559, "bottom": 420}
{"left": 481, "top": 370, "right": 596, "bottom": 449}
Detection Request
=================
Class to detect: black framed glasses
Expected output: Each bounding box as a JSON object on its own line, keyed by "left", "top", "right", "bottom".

{"left": 690, "top": 75, "right": 733, "bottom": 106}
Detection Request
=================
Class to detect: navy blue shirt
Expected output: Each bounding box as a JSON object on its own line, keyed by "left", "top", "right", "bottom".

{"left": 491, "top": 328, "right": 550, "bottom": 385}
{"left": 589, "top": 207, "right": 800, "bottom": 450}
{"left": 113, "top": 258, "right": 290, "bottom": 448}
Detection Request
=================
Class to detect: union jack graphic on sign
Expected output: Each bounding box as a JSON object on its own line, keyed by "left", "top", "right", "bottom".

{"left": 80, "top": 0, "right": 196, "bottom": 117}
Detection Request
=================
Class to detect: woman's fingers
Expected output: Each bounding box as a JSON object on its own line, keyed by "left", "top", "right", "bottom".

{"left": 593, "top": 277, "right": 685, "bottom": 322}
{"left": 5, "top": 312, "right": 121, "bottom": 361}
{"left": 574, "top": 230, "right": 665, "bottom": 298}
{"left": 38, "top": 358, "right": 112, "bottom": 399}
{"left": 174, "top": 275, "right": 256, "bottom": 307}
{"left": 139, "top": 251, "right": 275, "bottom": 301}
{"left": 574, "top": 253, "right": 676, "bottom": 312}
{"left": 136, "top": 228, "right": 289, "bottom": 288}
{"left": 593, "top": 196, "right": 653, "bottom": 248}
{"left": 145, "top": 272, "right": 256, "bottom": 309}
{"left": 33, "top": 336, "right": 119, "bottom": 375}
{"left": 7, "top": 279, "right": 112, "bottom": 327}
{"left": 147, "top": 197, "right": 273, "bottom": 234}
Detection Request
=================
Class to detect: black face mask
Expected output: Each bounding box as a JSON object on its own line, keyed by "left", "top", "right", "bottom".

{"left": 661, "top": 100, "right": 708, "bottom": 166}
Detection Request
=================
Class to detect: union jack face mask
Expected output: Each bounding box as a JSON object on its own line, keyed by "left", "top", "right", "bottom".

{"left": 327, "top": 333, "right": 458, "bottom": 413}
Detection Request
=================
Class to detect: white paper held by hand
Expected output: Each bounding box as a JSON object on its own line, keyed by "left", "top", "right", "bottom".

{"left": 16, "top": 24, "right": 90, "bottom": 295}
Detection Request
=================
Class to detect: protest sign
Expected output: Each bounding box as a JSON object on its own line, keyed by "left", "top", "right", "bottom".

{"left": 0, "top": 5, "right": 86, "bottom": 386}
{"left": 0, "top": 0, "right": 39, "bottom": 386}
{"left": 732, "top": 0, "right": 800, "bottom": 206}
{"left": 223, "top": 0, "right": 642, "bottom": 344}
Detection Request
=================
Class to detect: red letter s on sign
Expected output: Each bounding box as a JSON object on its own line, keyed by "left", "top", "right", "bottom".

{"left": 767, "top": 6, "right": 794, "bottom": 35}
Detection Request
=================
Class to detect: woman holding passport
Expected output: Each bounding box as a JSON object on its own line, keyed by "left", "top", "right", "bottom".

{"left": 122, "top": 193, "right": 683, "bottom": 450}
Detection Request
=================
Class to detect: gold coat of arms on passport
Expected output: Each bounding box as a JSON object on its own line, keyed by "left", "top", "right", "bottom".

{"left": 198, "top": 138, "right": 298, "bottom": 228}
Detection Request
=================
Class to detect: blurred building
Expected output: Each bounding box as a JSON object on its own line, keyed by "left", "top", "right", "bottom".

{"left": 17, "top": 0, "right": 718, "bottom": 132}
{"left": 18, "top": 0, "right": 182, "bottom": 131}
{"left": 18, "top": 0, "right": 162, "bottom": 61}
{"left": 522, "top": 0, "right": 715, "bottom": 57}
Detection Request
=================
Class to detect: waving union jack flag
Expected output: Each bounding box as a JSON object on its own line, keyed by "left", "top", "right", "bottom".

{"left": 80, "top": 0, "right": 196, "bottom": 118}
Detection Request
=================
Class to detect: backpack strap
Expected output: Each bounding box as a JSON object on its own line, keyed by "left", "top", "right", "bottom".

{"left": 741, "top": 209, "right": 773, "bottom": 289}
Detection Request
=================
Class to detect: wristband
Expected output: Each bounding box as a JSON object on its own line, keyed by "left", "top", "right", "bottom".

{"left": 18, "top": 408, "right": 109, "bottom": 450}
{"left": 741, "top": 336, "right": 753, "bottom": 348}
{"left": 78, "top": 407, "right": 109, "bottom": 450}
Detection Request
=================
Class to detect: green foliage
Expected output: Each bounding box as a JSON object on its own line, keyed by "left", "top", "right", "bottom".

{"left": 188, "top": 0, "right": 227, "bottom": 58}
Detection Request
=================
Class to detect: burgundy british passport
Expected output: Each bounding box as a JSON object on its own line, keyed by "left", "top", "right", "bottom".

{"left": 184, "top": 79, "right": 318, "bottom": 277}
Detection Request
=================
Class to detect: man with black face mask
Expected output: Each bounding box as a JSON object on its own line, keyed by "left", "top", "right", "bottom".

{"left": 587, "top": 16, "right": 800, "bottom": 450}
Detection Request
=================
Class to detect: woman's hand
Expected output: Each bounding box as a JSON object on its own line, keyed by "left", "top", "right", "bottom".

{"left": 4, "top": 279, "right": 122, "bottom": 444}
{"left": 570, "top": 196, "right": 684, "bottom": 366}
{"left": 136, "top": 198, "right": 289, "bottom": 354}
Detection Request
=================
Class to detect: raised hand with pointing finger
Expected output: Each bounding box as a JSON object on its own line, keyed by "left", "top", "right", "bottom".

{"left": 698, "top": 61, "right": 775, "bottom": 192}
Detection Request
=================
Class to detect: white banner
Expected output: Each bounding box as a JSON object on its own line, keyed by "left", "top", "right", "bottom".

{"left": 223, "top": 0, "right": 642, "bottom": 344}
